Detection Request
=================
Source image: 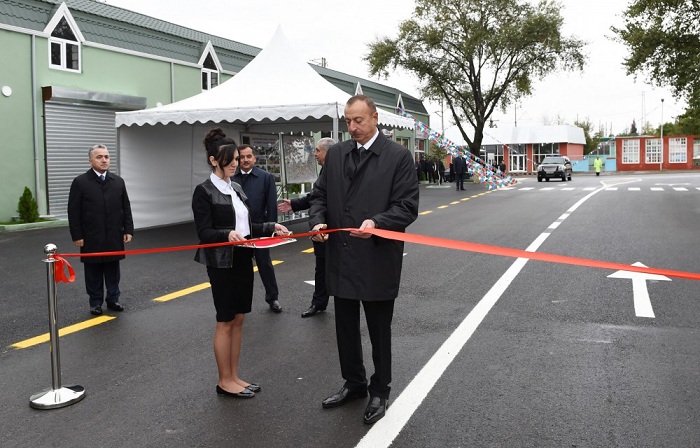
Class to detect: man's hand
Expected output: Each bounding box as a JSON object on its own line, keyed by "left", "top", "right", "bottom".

{"left": 311, "top": 223, "right": 328, "bottom": 242}
{"left": 277, "top": 199, "right": 293, "bottom": 213}
{"left": 349, "top": 219, "right": 375, "bottom": 239}
{"left": 74, "top": 239, "right": 84, "bottom": 248}
{"left": 124, "top": 234, "right": 133, "bottom": 243}
{"left": 273, "top": 224, "right": 291, "bottom": 236}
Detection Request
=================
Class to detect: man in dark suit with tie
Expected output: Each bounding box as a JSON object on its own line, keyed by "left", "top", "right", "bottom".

{"left": 68, "top": 144, "right": 134, "bottom": 316}
{"left": 309, "top": 95, "right": 419, "bottom": 424}
{"left": 453, "top": 151, "right": 467, "bottom": 190}
{"left": 232, "top": 145, "right": 282, "bottom": 313}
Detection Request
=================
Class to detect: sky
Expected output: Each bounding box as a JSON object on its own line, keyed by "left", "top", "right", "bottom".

{"left": 104, "top": 0, "right": 686, "bottom": 144}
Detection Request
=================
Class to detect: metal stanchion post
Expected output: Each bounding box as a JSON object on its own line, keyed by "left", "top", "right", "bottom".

{"left": 30, "top": 244, "right": 86, "bottom": 410}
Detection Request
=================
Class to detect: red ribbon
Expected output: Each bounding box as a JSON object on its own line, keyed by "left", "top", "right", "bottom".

{"left": 53, "top": 255, "right": 76, "bottom": 283}
{"left": 52, "top": 228, "right": 700, "bottom": 283}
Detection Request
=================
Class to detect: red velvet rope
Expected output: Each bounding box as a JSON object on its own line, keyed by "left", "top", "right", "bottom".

{"left": 51, "top": 228, "right": 700, "bottom": 283}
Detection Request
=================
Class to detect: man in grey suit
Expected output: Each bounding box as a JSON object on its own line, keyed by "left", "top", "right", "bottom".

{"left": 309, "top": 95, "right": 419, "bottom": 424}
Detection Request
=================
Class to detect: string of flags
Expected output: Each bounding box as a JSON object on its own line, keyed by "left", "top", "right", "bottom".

{"left": 398, "top": 109, "right": 518, "bottom": 190}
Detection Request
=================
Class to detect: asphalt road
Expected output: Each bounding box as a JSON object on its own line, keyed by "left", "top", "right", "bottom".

{"left": 1, "top": 172, "right": 698, "bottom": 448}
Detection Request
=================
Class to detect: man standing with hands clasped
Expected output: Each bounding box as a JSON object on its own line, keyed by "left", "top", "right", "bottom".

{"left": 232, "top": 145, "right": 283, "bottom": 313}
{"left": 309, "top": 95, "right": 419, "bottom": 424}
{"left": 68, "top": 144, "right": 134, "bottom": 316}
{"left": 278, "top": 137, "right": 335, "bottom": 318}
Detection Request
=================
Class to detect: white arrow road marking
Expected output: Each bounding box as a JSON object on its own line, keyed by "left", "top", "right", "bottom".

{"left": 607, "top": 262, "right": 671, "bottom": 318}
{"left": 304, "top": 280, "right": 315, "bottom": 286}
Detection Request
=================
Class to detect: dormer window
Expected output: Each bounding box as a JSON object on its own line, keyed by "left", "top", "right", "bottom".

{"left": 199, "top": 42, "right": 223, "bottom": 91}
{"left": 45, "top": 4, "right": 83, "bottom": 72}
{"left": 201, "top": 53, "right": 219, "bottom": 90}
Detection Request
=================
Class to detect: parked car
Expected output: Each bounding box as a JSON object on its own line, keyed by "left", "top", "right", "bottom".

{"left": 537, "top": 155, "right": 572, "bottom": 182}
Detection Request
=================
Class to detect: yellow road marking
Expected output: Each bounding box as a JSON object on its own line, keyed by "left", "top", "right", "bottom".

{"left": 438, "top": 205, "right": 448, "bottom": 209}
{"left": 11, "top": 316, "right": 116, "bottom": 349}
{"left": 460, "top": 198, "right": 470, "bottom": 201}
{"left": 301, "top": 248, "right": 314, "bottom": 253}
{"left": 450, "top": 201, "right": 460, "bottom": 205}
{"left": 10, "top": 260, "right": 289, "bottom": 350}
{"left": 153, "top": 282, "right": 210, "bottom": 302}
{"left": 419, "top": 211, "right": 432, "bottom": 215}
{"left": 254, "top": 260, "right": 283, "bottom": 272}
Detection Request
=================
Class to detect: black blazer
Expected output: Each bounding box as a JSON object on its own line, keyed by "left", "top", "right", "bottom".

{"left": 192, "top": 178, "right": 275, "bottom": 268}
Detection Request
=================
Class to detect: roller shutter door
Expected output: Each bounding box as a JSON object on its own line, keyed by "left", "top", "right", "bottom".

{"left": 44, "top": 101, "right": 120, "bottom": 219}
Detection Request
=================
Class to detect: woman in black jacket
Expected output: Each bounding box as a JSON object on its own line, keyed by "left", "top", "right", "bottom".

{"left": 192, "top": 133, "right": 288, "bottom": 398}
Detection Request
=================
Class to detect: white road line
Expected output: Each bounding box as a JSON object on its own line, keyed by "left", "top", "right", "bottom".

{"left": 540, "top": 187, "right": 555, "bottom": 191}
{"left": 651, "top": 187, "right": 664, "bottom": 191}
{"left": 356, "top": 186, "right": 606, "bottom": 448}
{"left": 519, "top": 187, "right": 535, "bottom": 190}
{"left": 583, "top": 187, "right": 596, "bottom": 191}
{"left": 673, "top": 187, "right": 688, "bottom": 191}
{"left": 605, "top": 187, "right": 618, "bottom": 191}
{"left": 559, "top": 213, "right": 570, "bottom": 220}
{"left": 561, "top": 187, "right": 575, "bottom": 191}
{"left": 548, "top": 222, "right": 562, "bottom": 229}
{"left": 628, "top": 187, "right": 641, "bottom": 191}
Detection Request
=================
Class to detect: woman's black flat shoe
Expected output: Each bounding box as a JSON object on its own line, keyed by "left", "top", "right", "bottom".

{"left": 245, "top": 383, "right": 261, "bottom": 393}
{"left": 216, "top": 385, "right": 255, "bottom": 398}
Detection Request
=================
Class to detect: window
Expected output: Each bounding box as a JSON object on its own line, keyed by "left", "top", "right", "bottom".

{"left": 645, "top": 138, "right": 661, "bottom": 164}
{"left": 396, "top": 137, "right": 409, "bottom": 149}
{"left": 532, "top": 142, "right": 560, "bottom": 165}
{"left": 44, "top": 4, "right": 83, "bottom": 72}
{"left": 669, "top": 137, "right": 687, "bottom": 163}
{"left": 201, "top": 53, "right": 219, "bottom": 90}
{"left": 694, "top": 139, "right": 700, "bottom": 161}
{"left": 48, "top": 17, "right": 80, "bottom": 71}
{"left": 622, "top": 139, "right": 640, "bottom": 164}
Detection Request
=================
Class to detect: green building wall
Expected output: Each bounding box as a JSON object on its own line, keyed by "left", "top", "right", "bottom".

{"left": 0, "top": 29, "right": 38, "bottom": 221}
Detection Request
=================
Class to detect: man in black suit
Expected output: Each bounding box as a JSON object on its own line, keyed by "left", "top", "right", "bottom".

{"left": 309, "top": 95, "right": 419, "bottom": 424}
{"left": 278, "top": 137, "right": 335, "bottom": 318}
{"left": 453, "top": 151, "right": 467, "bottom": 190}
{"left": 68, "top": 144, "right": 134, "bottom": 315}
{"left": 232, "top": 145, "right": 282, "bottom": 313}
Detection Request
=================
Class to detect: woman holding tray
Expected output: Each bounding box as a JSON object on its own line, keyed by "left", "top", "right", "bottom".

{"left": 193, "top": 130, "right": 289, "bottom": 398}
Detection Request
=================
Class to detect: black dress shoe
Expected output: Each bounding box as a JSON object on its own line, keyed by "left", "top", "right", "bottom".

{"left": 106, "top": 302, "right": 124, "bottom": 311}
{"left": 245, "top": 383, "right": 261, "bottom": 393}
{"left": 90, "top": 306, "right": 102, "bottom": 316}
{"left": 363, "top": 397, "right": 388, "bottom": 424}
{"left": 216, "top": 385, "right": 255, "bottom": 398}
{"left": 301, "top": 304, "right": 326, "bottom": 318}
{"left": 322, "top": 387, "right": 367, "bottom": 408}
{"left": 269, "top": 300, "right": 282, "bottom": 313}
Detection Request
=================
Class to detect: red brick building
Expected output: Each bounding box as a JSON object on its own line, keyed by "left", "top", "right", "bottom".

{"left": 616, "top": 135, "right": 700, "bottom": 171}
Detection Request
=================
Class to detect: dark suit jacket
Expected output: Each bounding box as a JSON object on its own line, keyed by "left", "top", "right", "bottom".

{"left": 67, "top": 169, "right": 134, "bottom": 263}
{"left": 309, "top": 131, "right": 419, "bottom": 301}
{"left": 453, "top": 156, "right": 467, "bottom": 174}
{"left": 231, "top": 166, "right": 277, "bottom": 223}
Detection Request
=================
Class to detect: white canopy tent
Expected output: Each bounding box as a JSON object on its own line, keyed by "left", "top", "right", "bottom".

{"left": 116, "top": 27, "right": 414, "bottom": 229}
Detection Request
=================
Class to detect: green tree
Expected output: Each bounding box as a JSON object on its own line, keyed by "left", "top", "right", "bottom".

{"left": 574, "top": 119, "right": 597, "bottom": 155}
{"left": 17, "top": 186, "right": 39, "bottom": 223}
{"left": 613, "top": 0, "right": 700, "bottom": 130}
{"left": 365, "top": 0, "right": 586, "bottom": 156}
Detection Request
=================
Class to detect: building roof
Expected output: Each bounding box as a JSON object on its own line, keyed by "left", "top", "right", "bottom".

{"left": 1, "top": 0, "right": 427, "bottom": 114}
{"left": 482, "top": 125, "right": 586, "bottom": 146}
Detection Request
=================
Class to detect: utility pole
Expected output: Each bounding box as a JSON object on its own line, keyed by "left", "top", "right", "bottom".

{"left": 660, "top": 98, "right": 664, "bottom": 171}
